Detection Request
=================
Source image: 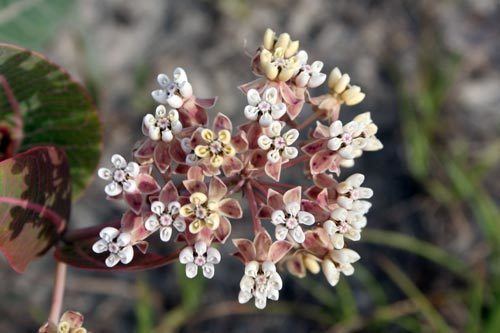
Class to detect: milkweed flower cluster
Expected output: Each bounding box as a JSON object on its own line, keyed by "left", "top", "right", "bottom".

{"left": 93, "top": 28, "right": 382, "bottom": 309}
{"left": 39, "top": 311, "right": 88, "bottom": 333}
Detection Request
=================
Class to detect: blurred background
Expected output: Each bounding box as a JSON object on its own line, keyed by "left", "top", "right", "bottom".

{"left": 1, "top": 0, "right": 499, "bottom": 332}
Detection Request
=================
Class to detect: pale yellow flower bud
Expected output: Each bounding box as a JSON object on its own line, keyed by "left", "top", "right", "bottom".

{"left": 263, "top": 28, "right": 276, "bottom": 50}
{"left": 304, "top": 254, "right": 320, "bottom": 274}
{"left": 284, "top": 40, "right": 299, "bottom": 58}
{"left": 275, "top": 33, "right": 291, "bottom": 50}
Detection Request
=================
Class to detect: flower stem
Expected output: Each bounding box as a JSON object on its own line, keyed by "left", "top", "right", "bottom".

{"left": 49, "top": 262, "right": 67, "bottom": 324}
{"left": 244, "top": 182, "right": 262, "bottom": 233}
{"left": 297, "top": 112, "right": 319, "bottom": 131}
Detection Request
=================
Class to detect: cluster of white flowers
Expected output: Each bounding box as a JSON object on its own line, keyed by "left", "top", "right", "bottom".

{"left": 321, "top": 248, "right": 361, "bottom": 286}
{"left": 92, "top": 227, "right": 134, "bottom": 267}
{"left": 143, "top": 105, "right": 182, "bottom": 142}
{"left": 271, "top": 201, "right": 315, "bottom": 243}
{"left": 151, "top": 68, "right": 192, "bottom": 108}
{"left": 327, "top": 67, "right": 365, "bottom": 106}
{"left": 244, "top": 87, "right": 287, "bottom": 127}
{"left": 326, "top": 112, "right": 382, "bottom": 167}
{"left": 97, "top": 154, "right": 139, "bottom": 196}
{"left": 257, "top": 121, "right": 299, "bottom": 164}
{"left": 179, "top": 241, "right": 221, "bottom": 279}
{"left": 323, "top": 173, "right": 373, "bottom": 250}
{"left": 238, "top": 261, "right": 283, "bottom": 309}
{"left": 295, "top": 50, "right": 326, "bottom": 88}
{"left": 144, "top": 200, "right": 185, "bottom": 242}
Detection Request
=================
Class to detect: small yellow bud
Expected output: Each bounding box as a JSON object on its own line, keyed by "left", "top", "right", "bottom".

{"left": 328, "top": 67, "right": 342, "bottom": 89}
{"left": 334, "top": 73, "right": 351, "bottom": 94}
{"left": 304, "top": 255, "right": 320, "bottom": 274}
{"left": 284, "top": 40, "right": 299, "bottom": 58}
{"left": 263, "top": 28, "right": 275, "bottom": 50}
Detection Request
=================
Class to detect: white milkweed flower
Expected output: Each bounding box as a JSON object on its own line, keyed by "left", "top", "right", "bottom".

{"left": 143, "top": 105, "right": 182, "bottom": 142}
{"left": 97, "top": 154, "right": 139, "bottom": 196}
{"left": 322, "top": 248, "right": 361, "bottom": 287}
{"left": 323, "top": 207, "right": 367, "bottom": 249}
{"left": 179, "top": 241, "right": 221, "bottom": 279}
{"left": 244, "top": 87, "right": 287, "bottom": 127}
{"left": 327, "top": 67, "right": 365, "bottom": 106}
{"left": 144, "top": 200, "right": 185, "bottom": 242}
{"left": 271, "top": 202, "right": 315, "bottom": 243}
{"left": 151, "top": 67, "right": 193, "bottom": 108}
{"left": 238, "top": 261, "right": 283, "bottom": 309}
{"left": 92, "top": 227, "right": 134, "bottom": 267}
{"left": 294, "top": 50, "right": 326, "bottom": 88}
{"left": 336, "top": 173, "right": 373, "bottom": 211}
{"left": 258, "top": 121, "right": 299, "bottom": 164}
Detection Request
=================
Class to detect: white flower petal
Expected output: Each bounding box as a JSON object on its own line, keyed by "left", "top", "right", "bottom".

{"left": 202, "top": 263, "right": 215, "bottom": 279}
{"left": 283, "top": 129, "right": 299, "bottom": 145}
{"left": 207, "top": 247, "right": 221, "bottom": 264}
{"left": 238, "top": 290, "right": 253, "bottom": 304}
{"left": 275, "top": 224, "right": 289, "bottom": 240}
{"left": 295, "top": 71, "right": 310, "bottom": 88}
{"left": 291, "top": 225, "right": 305, "bottom": 243}
{"left": 308, "top": 72, "right": 326, "bottom": 88}
{"left": 162, "top": 130, "right": 174, "bottom": 142}
{"left": 173, "top": 67, "right": 188, "bottom": 84}
{"left": 117, "top": 233, "right": 131, "bottom": 247}
{"left": 125, "top": 162, "right": 140, "bottom": 177}
{"left": 286, "top": 202, "right": 300, "bottom": 217}
{"left": 271, "top": 210, "right": 286, "bottom": 225}
{"left": 259, "top": 112, "right": 273, "bottom": 127}
{"left": 173, "top": 218, "right": 186, "bottom": 232}
{"left": 119, "top": 245, "right": 134, "bottom": 264}
{"left": 157, "top": 74, "right": 170, "bottom": 87}
{"left": 167, "top": 94, "right": 183, "bottom": 109}
{"left": 257, "top": 135, "right": 272, "bottom": 150}
{"left": 331, "top": 208, "right": 348, "bottom": 222}
{"left": 111, "top": 154, "right": 127, "bottom": 169}
{"left": 298, "top": 211, "right": 315, "bottom": 226}
{"left": 99, "top": 227, "right": 120, "bottom": 242}
{"left": 122, "top": 180, "right": 137, "bottom": 193}
{"left": 267, "top": 288, "right": 279, "bottom": 301}
{"left": 329, "top": 120, "right": 343, "bottom": 137}
{"left": 337, "top": 196, "right": 353, "bottom": 210}
{"left": 92, "top": 239, "right": 109, "bottom": 254}
{"left": 271, "top": 103, "right": 287, "bottom": 120}
{"left": 269, "top": 121, "right": 282, "bottom": 136}
{"left": 296, "top": 50, "right": 308, "bottom": 65}
{"left": 244, "top": 105, "right": 259, "bottom": 121}
{"left": 151, "top": 89, "right": 167, "bottom": 104}
{"left": 151, "top": 201, "right": 165, "bottom": 215}
{"left": 98, "top": 168, "right": 112, "bottom": 180}
{"left": 105, "top": 254, "right": 120, "bottom": 267}
{"left": 240, "top": 275, "right": 255, "bottom": 292}
{"left": 267, "top": 149, "right": 281, "bottom": 164}
{"left": 322, "top": 259, "right": 339, "bottom": 286}
{"left": 185, "top": 262, "right": 198, "bottom": 278}
{"left": 179, "top": 247, "right": 194, "bottom": 264}
{"left": 105, "top": 181, "right": 122, "bottom": 196}
{"left": 247, "top": 89, "right": 261, "bottom": 106}
{"left": 179, "top": 81, "right": 193, "bottom": 98}
{"left": 160, "top": 226, "right": 172, "bottom": 242}
{"left": 145, "top": 215, "right": 160, "bottom": 231}
{"left": 263, "top": 87, "right": 278, "bottom": 104}
{"left": 327, "top": 138, "right": 342, "bottom": 151}
{"left": 282, "top": 147, "right": 298, "bottom": 160}
{"left": 149, "top": 126, "right": 161, "bottom": 141}
{"left": 194, "top": 241, "right": 207, "bottom": 256}
{"left": 245, "top": 261, "right": 259, "bottom": 277}
{"left": 262, "top": 261, "right": 276, "bottom": 274}
{"left": 255, "top": 296, "right": 267, "bottom": 309}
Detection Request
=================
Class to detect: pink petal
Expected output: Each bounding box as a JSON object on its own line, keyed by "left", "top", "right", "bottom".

{"left": 287, "top": 254, "right": 306, "bottom": 278}
{"left": 174, "top": 164, "right": 190, "bottom": 174}
{"left": 169, "top": 138, "right": 187, "bottom": 163}
{"left": 232, "top": 239, "right": 256, "bottom": 262}
{"left": 302, "top": 139, "right": 328, "bottom": 155}
{"left": 283, "top": 186, "right": 302, "bottom": 206}
{"left": 218, "top": 198, "right": 243, "bottom": 218}
{"left": 316, "top": 188, "right": 330, "bottom": 208}
{"left": 265, "top": 159, "right": 282, "bottom": 181}
{"left": 258, "top": 205, "right": 274, "bottom": 219}
{"left": 189, "top": 128, "right": 205, "bottom": 148}
{"left": 209, "top": 176, "right": 227, "bottom": 202}
{"left": 154, "top": 142, "right": 171, "bottom": 173}
{"left": 312, "top": 122, "right": 331, "bottom": 139}
{"left": 182, "top": 179, "right": 207, "bottom": 195}
{"left": 124, "top": 191, "right": 143, "bottom": 214}
{"left": 304, "top": 185, "right": 322, "bottom": 200}
{"left": 213, "top": 216, "right": 231, "bottom": 243}
{"left": 302, "top": 230, "right": 330, "bottom": 257}
{"left": 135, "top": 241, "right": 149, "bottom": 254}
{"left": 238, "top": 77, "right": 266, "bottom": 94}
{"left": 121, "top": 211, "right": 150, "bottom": 241}
{"left": 194, "top": 96, "right": 218, "bottom": 109}
{"left": 301, "top": 199, "right": 330, "bottom": 222}
{"left": 313, "top": 173, "right": 337, "bottom": 188}
{"left": 250, "top": 150, "right": 267, "bottom": 169}
{"left": 268, "top": 240, "right": 293, "bottom": 263}
{"left": 134, "top": 139, "right": 156, "bottom": 159}
{"left": 213, "top": 113, "right": 233, "bottom": 133}
{"left": 179, "top": 98, "right": 208, "bottom": 126}
{"left": 280, "top": 82, "right": 304, "bottom": 120}
{"left": 310, "top": 150, "right": 336, "bottom": 175}
{"left": 267, "top": 189, "right": 284, "bottom": 210}
{"left": 254, "top": 230, "right": 272, "bottom": 261}
{"left": 239, "top": 122, "right": 263, "bottom": 149}
{"left": 231, "top": 131, "right": 249, "bottom": 153}
{"left": 222, "top": 156, "right": 243, "bottom": 177}
{"left": 187, "top": 166, "right": 205, "bottom": 181}
{"left": 159, "top": 181, "right": 179, "bottom": 203}
{"left": 59, "top": 311, "right": 84, "bottom": 329}
{"left": 137, "top": 173, "right": 161, "bottom": 194}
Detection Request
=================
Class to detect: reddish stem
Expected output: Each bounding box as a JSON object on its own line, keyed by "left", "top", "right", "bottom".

{"left": 296, "top": 112, "right": 319, "bottom": 131}
{"left": 0, "top": 196, "right": 66, "bottom": 233}
{"left": 48, "top": 262, "right": 67, "bottom": 324}
{"left": 281, "top": 154, "right": 309, "bottom": 170}
{"left": 244, "top": 182, "right": 262, "bottom": 233}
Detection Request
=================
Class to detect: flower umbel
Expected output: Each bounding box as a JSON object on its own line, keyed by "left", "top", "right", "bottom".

{"left": 179, "top": 241, "right": 221, "bottom": 279}
{"left": 97, "top": 154, "right": 139, "bottom": 196}
{"left": 151, "top": 67, "right": 193, "bottom": 108}
{"left": 92, "top": 227, "right": 134, "bottom": 267}
{"left": 143, "top": 105, "right": 182, "bottom": 142}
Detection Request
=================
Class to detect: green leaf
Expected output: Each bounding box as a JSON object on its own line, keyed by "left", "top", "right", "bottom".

{"left": 0, "top": 146, "right": 71, "bottom": 272}
{"left": 0, "top": 0, "right": 75, "bottom": 50}
{"left": 0, "top": 43, "right": 102, "bottom": 199}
